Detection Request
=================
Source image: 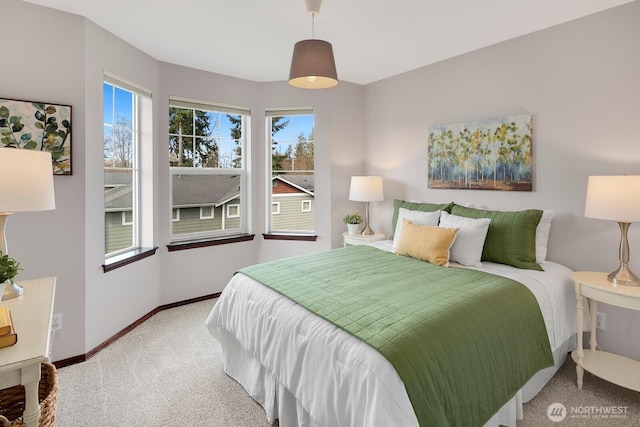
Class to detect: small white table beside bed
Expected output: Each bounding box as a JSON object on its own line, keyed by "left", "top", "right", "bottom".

{"left": 206, "top": 202, "right": 577, "bottom": 427}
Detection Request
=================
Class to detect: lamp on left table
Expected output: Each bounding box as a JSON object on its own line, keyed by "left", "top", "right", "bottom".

{"left": 0, "top": 148, "right": 56, "bottom": 299}
{"left": 349, "top": 176, "right": 384, "bottom": 236}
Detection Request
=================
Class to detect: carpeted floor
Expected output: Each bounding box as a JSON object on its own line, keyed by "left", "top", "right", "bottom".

{"left": 56, "top": 299, "right": 639, "bottom": 426}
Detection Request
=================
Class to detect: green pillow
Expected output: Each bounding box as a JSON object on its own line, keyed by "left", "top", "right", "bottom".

{"left": 391, "top": 199, "right": 454, "bottom": 239}
{"left": 450, "top": 204, "right": 543, "bottom": 271}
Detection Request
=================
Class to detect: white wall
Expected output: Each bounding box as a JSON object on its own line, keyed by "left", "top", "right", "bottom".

{"left": 83, "top": 19, "right": 163, "bottom": 353}
{"left": 1, "top": 0, "right": 86, "bottom": 360}
{"left": 364, "top": 1, "right": 640, "bottom": 359}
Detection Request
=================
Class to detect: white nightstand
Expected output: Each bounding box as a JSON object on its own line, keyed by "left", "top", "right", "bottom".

{"left": 343, "top": 231, "right": 386, "bottom": 247}
{"left": 0, "top": 277, "right": 56, "bottom": 427}
{"left": 570, "top": 271, "right": 640, "bottom": 392}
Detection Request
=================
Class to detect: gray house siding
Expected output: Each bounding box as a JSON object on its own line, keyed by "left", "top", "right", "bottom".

{"left": 105, "top": 211, "right": 132, "bottom": 254}
{"left": 172, "top": 200, "right": 241, "bottom": 237}
{"left": 272, "top": 195, "right": 314, "bottom": 232}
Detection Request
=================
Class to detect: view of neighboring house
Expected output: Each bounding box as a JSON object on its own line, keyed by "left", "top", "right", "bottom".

{"left": 271, "top": 174, "right": 315, "bottom": 233}
{"left": 170, "top": 174, "right": 242, "bottom": 239}
{"left": 104, "top": 170, "right": 135, "bottom": 253}
{"left": 105, "top": 172, "right": 315, "bottom": 253}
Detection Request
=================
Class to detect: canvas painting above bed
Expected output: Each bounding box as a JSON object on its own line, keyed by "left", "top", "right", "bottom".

{"left": 427, "top": 114, "right": 532, "bottom": 191}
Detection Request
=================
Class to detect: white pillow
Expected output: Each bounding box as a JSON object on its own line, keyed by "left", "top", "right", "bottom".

{"left": 392, "top": 208, "right": 442, "bottom": 250}
{"left": 536, "top": 210, "right": 554, "bottom": 263}
{"left": 438, "top": 211, "right": 491, "bottom": 267}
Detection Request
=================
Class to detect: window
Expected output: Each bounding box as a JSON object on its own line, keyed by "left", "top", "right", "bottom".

{"left": 172, "top": 209, "right": 180, "bottom": 222}
{"left": 103, "top": 75, "right": 153, "bottom": 258}
{"left": 122, "top": 211, "right": 133, "bottom": 225}
{"left": 227, "top": 204, "right": 240, "bottom": 218}
{"left": 266, "top": 109, "right": 314, "bottom": 234}
{"left": 200, "top": 206, "right": 214, "bottom": 219}
{"left": 169, "top": 97, "right": 250, "bottom": 242}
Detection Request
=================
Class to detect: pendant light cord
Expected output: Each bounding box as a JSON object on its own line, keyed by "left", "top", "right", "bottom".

{"left": 311, "top": 12, "right": 316, "bottom": 39}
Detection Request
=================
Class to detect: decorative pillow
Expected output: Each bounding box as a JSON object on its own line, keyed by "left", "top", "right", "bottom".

{"left": 438, "top": 211, "right": 491, "bottom": 267}
{"left": 450, "top": 204, "right": 543, "bottom": 270}
{"left": 536, "top": 210, "right": 554, "bottom": 263}
{"left": 392, "top": 208, "right": 442, "bottom": 250}
{"left": 391, "top": 199, "right": 454, "bottom": 239}
{"left": 395, "top": 220, "right": 458, "bottom": 267}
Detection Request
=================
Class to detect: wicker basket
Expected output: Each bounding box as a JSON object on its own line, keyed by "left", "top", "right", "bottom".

{"left": 0, "top": 362, "right": 58, "bottom": 427}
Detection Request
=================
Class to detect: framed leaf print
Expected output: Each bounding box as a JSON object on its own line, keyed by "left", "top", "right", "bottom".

{"left": 0, "top": 98, "right": 72, "bottom": 175}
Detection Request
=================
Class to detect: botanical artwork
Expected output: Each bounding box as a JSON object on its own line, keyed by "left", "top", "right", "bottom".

{"left": 427, "top": 114, "right": 532, "bottom": 191}
{"left": 0, "top": 98, "right": 72, "bottom": 175}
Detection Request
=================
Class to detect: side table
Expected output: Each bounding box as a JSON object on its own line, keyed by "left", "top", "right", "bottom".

{"left": 0, "top": 277, "right": 56, "bottom": 427}
{"left": 570, "top": 271, "right": 640, "bottom": 392}
{"left": 343, "top": 232, "right": 386, "bottom": 247}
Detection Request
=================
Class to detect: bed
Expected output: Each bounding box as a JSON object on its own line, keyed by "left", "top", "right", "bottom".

{"left": 206, "top": 201, "right": 580, "bottom": 426}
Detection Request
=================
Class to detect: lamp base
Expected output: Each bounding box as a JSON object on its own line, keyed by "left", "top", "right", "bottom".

{"left": 361, "top": 225, "right": 375, "bottom": 236}
{"left": 2, "top": 280, "right": 24, "bottom": 300}
{"left": 607, "top": 264, "right": 640, "bottom": 287}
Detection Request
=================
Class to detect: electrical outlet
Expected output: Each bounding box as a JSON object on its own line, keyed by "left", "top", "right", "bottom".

{"left": 52, "top": 313, "right": 62, "bottom": 332}
{"left": 596, "top": 312, "right": 605, "bottom": 331}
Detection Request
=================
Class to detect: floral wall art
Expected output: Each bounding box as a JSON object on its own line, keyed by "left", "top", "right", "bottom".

{"left": 427, "top": 113, "right": 532, "bottom": 191}
{"left": 0, "top": 98, "right": 72, "bottom": 175}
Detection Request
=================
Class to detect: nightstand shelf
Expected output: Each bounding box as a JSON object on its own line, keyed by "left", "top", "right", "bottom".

{"left": 571, "top": 350, "right": 640, "bottom": 392}
{"left": 342, "top": 232, "right": 386, "bottom": 247}
{"left": 571, "top": 271, "right": 640, "bottom": 392}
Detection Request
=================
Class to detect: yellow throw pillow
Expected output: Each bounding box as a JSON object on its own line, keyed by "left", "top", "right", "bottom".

{"left": 395, "top": 219, "right": 458, "bottom": 267}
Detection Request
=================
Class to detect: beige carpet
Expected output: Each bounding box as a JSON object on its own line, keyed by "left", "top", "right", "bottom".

{"left": 56, "top": 299, "right": 639, "bottom": 426}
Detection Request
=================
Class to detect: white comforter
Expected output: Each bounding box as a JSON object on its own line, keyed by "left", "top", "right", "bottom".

{"left": 206, "top": 242, "right": 577, "bottom": 426}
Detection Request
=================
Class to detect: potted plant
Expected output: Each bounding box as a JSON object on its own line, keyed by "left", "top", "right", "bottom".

{"left": 343, "top": 212, "right": 363, "bottom": 235}
{"left": 0, "top": 251, "right": 22, "bottom": 290}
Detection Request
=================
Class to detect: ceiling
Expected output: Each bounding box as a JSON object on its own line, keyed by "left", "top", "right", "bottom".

{"left": 23, "top": 0, "right": 634, "bottom": 85}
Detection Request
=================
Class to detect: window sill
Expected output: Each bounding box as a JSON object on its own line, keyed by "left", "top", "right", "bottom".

{"left": 262, "top": 233, "right": 318, "bottom": 242}
{"left": 103, "top": 247, "right": 159, "bottom": 273}
{"left": 166, "top": 233, "right": 255, "bottom": 252}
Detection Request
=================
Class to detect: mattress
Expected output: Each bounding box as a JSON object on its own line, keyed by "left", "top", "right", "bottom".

{"left": 206, "top": 241, "right": 579, "bottom": 426}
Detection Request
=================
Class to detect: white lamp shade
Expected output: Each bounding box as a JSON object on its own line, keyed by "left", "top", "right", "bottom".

{"left": 0, "top": 149, "right": 56, "bottom": 212}
{"left": 585, "top": 175, "right": 640, "bottom": 222}
{"left": 349, "top": 176, "right": 384, "bottom": 202}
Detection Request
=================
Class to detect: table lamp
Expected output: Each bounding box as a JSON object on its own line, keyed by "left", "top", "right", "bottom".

{"left": 349, "top": 176, "right": 384, "bottom": 236}
{"left": 0, "top": 148, "right": 56, "bottom": 299}
{"left": 585, "top": 175, "right": 640, "bottom": 286}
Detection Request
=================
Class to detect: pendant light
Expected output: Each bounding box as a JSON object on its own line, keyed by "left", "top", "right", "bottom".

{"left": 288, "top": 0, "right": 338, "bottom": 89}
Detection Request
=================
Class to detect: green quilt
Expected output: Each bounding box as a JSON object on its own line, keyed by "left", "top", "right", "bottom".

{"left": 239, "top": 245, "right": 553, "bottom": 426}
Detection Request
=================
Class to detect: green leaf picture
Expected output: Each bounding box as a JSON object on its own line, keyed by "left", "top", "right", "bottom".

{"left": 0, "top": 98, "right": 72, "bottom": 175}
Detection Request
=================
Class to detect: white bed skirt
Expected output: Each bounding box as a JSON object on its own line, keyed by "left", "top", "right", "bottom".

{"left": 216, "top": 327, "right": 575, "bottom": 427}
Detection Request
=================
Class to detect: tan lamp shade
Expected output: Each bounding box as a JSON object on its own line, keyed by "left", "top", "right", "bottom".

{"left": 288, "top": 39, "right": 338, "bottom": 89}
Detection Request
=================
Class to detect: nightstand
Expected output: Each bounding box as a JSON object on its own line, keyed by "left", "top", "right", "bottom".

{"left": 343, "top": 232, "right": 386, "bottom": 247}
{"left": 570, "top": 271, "right": 640, "bottom": 392}
{"left": 0, "top": 277, "right": 56, "bottom": 426}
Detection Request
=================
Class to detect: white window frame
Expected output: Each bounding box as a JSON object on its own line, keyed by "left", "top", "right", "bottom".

{"left": 301, "top": 200, "right": 312, "bottom": 212}
{"left": 200, "top": 206, "right": 214, "bottom": 219}
{"left": 226, "top": 204, "right": 240, "bottom": 218}
{"left": 172, "top": 208, "right": 180, "bottom": 222}
{"left": 122, "top": 210, "right": 133, "bottom": 226}
{"left": 265, "top": 108, "right": 314, "bottom": 234}
{"left": 104, "top": 73, "right": 153, "bottom": 259}
{"left": 169, "top": 97, "right": 250, "bottom": 242}
{"left": 272, "top": 202, "right": 280, "bottom": 215}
